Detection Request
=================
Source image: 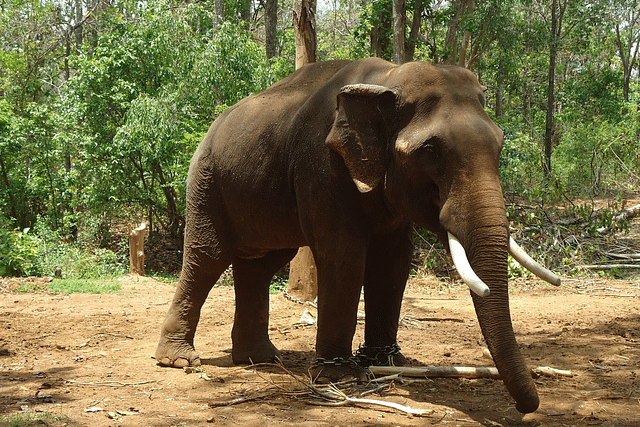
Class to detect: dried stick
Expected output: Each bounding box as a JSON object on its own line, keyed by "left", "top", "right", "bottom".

{"left": 582, "top": 264, "right": 640, "bottom": 270}
{"left": 208, "top": 390, "right": 278, "bottom": 407}
{"left": 531, "top": 366, "right": 574, "bottom": 378}
{"left": 368, "top": 365, "right": 574, "bottom": 379}
{"left": 66, "top": 380, "right": 155, "bottom": 387}
{"left": 315, "top": 384, "right": 433, "bottom": 416}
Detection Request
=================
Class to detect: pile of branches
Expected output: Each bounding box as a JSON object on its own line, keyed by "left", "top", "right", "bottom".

{"left": 412, "top": 201, "right": 640, "bottom": 278}
{"left": 508, "top": 201, "right": 640, "bottom": 275}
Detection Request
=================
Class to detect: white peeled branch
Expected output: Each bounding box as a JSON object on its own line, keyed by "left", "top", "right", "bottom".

{"left": 447, "top": 232, "right": 491, "bottom": 297}
{"left": 508, "top": 237, "right": 561, "bottom": 286}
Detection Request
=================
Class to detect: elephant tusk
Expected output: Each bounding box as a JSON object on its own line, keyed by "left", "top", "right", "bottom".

{"left": 447, "top": 232, "right": 490, "bottom": 297}
{"left": 508, "top": 237, "right": 561, "bottom": 287}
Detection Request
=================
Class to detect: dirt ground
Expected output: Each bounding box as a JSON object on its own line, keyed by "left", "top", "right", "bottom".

{"left": 1, "top": 262, "right": 638, "bottom": 427}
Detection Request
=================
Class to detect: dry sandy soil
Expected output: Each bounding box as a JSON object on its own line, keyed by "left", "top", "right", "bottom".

{"left": 1, "top": 265, "right": 638, "bottom": 427}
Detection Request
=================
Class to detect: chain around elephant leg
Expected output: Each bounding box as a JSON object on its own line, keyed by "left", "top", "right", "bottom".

{"left": 355, "top": 342, "right": 406, "bottom": 367}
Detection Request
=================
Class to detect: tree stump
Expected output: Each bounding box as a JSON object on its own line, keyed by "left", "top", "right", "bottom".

{"left": 128, "top": 222, "right": 147, "bottom": 276}
{"left": 288, "top": 246, "right": 318, "bottom": 302}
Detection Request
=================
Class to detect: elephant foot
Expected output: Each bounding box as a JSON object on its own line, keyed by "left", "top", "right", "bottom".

{"left": 355, "top": 342, "right": 407, "bottom": 367}
{"left": 155, "top": 336, "right": 201, "bottom": 368}
{"left": 232, "top": 340, "right": 281, "bottom": 365}
{"left": 309, "top": 357, "right": 367, "bottom": 384}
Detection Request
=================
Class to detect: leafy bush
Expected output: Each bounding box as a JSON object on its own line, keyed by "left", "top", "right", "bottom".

{"left": 0, "top": 227, "right": 39, "bottom": 276}
{"left": 0, "top": 218, "right": 126, "bottom": 280}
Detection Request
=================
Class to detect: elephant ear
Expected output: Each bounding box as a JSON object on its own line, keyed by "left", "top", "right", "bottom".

{"left": 326, "top": 84, "right": 397, "bottom": 193}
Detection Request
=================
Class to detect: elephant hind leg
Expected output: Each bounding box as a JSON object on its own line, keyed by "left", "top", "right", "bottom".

{"left": 231, "top": 249, "right": 297, "bottom": 364}
{"left": 156, "top": 244, "right": 232, "bottom": 368}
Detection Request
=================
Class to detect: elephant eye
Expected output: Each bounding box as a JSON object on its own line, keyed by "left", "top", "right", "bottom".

{"left": 419, "top": 137, "right": 444, "bottom": 162}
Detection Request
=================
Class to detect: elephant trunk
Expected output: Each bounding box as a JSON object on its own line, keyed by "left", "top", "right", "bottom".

{"left": 442, "top": 186, "right": 539, "bottom": 413}
{"left": 467, "top": 224, "right": 539, "bottom": 414}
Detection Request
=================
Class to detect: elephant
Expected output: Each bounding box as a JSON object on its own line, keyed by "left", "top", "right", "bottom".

{"left": 155, "top": 57, "right": 560, "bottom": 414}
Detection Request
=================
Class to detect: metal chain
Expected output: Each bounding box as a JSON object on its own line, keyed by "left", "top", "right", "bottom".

{"left": 355, "top": 342, "right": 402, "bottom": 367}
{"left": 282, "top": 289, "right": 317, "bottom": 308}
{"left": 314, "top": 356, "right": 360, "bottom": 367}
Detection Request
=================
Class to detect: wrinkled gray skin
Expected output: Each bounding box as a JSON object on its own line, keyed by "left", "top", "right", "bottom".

{"left": 155, "top": 57, "right": 539, "bottom": 414}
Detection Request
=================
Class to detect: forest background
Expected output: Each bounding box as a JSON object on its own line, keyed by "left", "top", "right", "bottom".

{"left": 1, "top": 0, "right": 639, "bottom": 283}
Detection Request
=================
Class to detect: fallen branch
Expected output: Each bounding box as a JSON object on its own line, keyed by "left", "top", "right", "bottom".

{"left": 368, "top": 365, "right": 573, "bottom": 379}
{"left": 208, "top": 390, "right": 279, "bottom": 407}
{"left": 603, "top": 252, "right": 640, "bottom": 260}
{"left": 66, "top": 380, "right": 155, "bottom": 387}
{"left": 208, "top": 361, "right": 431, "bottom": 416}
{"left": 531, "top": 366, "right": 574, "bottom": 378}
{"left": 314, "top": 384, "right": 433, "bottom": 416}
{"left": 597, "top": 203, "right": 640, "bottom": 233}
{"left": 582, "top": 264, "right": 640, "bottom": 270}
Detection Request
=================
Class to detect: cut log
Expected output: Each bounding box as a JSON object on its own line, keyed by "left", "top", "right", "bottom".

{"left": 368, "top": 365, "right": 501, "bottom": 379}
{"left": 128, "top": 222, "right": 147, "bottom": 276}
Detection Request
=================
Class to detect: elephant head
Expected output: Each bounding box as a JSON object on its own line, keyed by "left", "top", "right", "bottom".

{"left": 326, "top": 62, "right": 560, "bottom": 414}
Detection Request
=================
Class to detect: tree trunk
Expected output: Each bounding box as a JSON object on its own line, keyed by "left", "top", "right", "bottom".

{"left": 289, "top": 0, "right": 318, "bottom": 301}
{"left": 393, "top": 0, "right": 406, "bottom": 64}
{"left": 74, "top": 0, "right": 83, "bottom": 47}
{"left": 241, "top": 0, "right": 251, "bottom": 29}
{"left": 495, "top": 54, "right": 505, "bottom": 118}
{"left": 457, "top": 0, "right": 474, "bottom": 67}
{"left": 371, "top": 5, "right": 392, "bottom": 60}
{"left": 293, "top": 0, "right": 317, "bottom": 69}
{"left": 615, "top": 14, "right": 640, "bottom": 103}
{"left": 458, "top": 29, "right": 471, "bottom": 66}
{"left": 128, "top": 222, "right": 147, "bottom": 276}
{"left": 543, "top": 0, "right": 565, "bottom": 180}
{"left": 214, "top": 0, "right": 225, "bottom": 28}
{"left": 405, "top": 0, "right": 423, "bottom": 62}
{"left": 443, "top": 0, "right": 467, "bottom": 64}
{"left": 265, "top": 0, "right": 278, "bottom": 59}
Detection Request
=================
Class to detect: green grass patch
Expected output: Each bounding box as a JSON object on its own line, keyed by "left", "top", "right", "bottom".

{"left": 0, "top": 411, "right": 64, "bottom": 427}
{"left": 25, "top": 279, "right": 121, "bottom": 294}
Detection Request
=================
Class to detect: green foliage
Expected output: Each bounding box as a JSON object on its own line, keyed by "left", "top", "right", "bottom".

{"left": 352, "top": 0, "right": 393, "bottom": 59}
{"left": 507, "top": 254, "right": 531, "bottom": 280}
{"left": 62, "top": 5, "right": 289, "bottom": 244}
{"left": 31, "top": 218, "right": 128, "bottom": 280}
{"left": 0, "top": 0, "right": 639, "bottom": 280}
{"left": 269, "top": 274, "right": 289, "bottom": 294}
{"left": 0, "top": 227, "right": 39, "bottom": 276}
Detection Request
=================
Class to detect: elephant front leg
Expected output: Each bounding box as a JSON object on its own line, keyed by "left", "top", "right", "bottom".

{"left": 358, "top": 225, "right": 413, "bottom": 367}
{"left": 310, "top": 247, "right": 368, "bottom": 382}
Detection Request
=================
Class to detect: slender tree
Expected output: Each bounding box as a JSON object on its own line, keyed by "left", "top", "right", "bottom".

{"left": 405, "top": 0, "right": 423, "bottom": 62}
{"left": 265, "top": 0, "right": 278, "bottom": 59}
{"left": 293, "top": 0, "right": 318, "bottom": 68}
{"left": 393, "top": 0, "right": 406, "bottom": 64}
{"left": 612, "top": 0, "right": 640, "bottom": 102}
{"left": 543, "top": 0, "right": 568, "bottom": 180}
